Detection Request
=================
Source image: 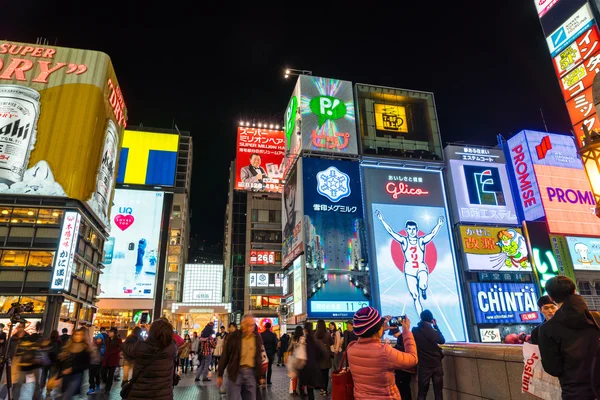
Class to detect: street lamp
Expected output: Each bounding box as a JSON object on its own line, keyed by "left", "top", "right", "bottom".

{"left": 284, "top": 67, "right": 313, "bottom": 79}
{"left": 578, "top": 126, "right": 600, "bottom": 217}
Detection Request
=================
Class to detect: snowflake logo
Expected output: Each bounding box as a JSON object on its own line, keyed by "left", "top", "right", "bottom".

{"left": 316, "top": 166, "right": 351, "bottom": 202}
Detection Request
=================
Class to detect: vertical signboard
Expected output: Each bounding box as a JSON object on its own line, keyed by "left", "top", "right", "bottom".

{"left": 282, "top": 159, "right": 304, "bottom": 267}
{"left": 0, "top": 41, "right": 127, "bottom": 228}
{"left": 524, "top": 221, "right": 561, "bottom": 295}
{"left": 363, "top": 166, "right": 467, "bottom": 341}
{"left": 51, "top": 211, "right": 81, "bottom": 291}
{"left": 303, "top": 158, "right": 370, "bottom": 319}
{"left": 292, "top": 257, "right": 304, "bottom": 315}
{"left": 445, "top": 145, "right": 518, "bottom": 225}
{"left": 235, "top": 127, "right": 285, "bottom": 192}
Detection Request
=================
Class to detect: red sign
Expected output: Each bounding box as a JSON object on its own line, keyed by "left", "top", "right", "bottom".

{"left": 560, "top": 52, "right": 600, "bottom": 101}
{"left": 553, "top": 25, "right": 600, "bottom": 77}
{"left": 572, "top": 113, "right": 600, "bottom": 148}
{"left": 520, "top": 311, "right": 540, "bottom": 322}
{"left": 565, "top": 86, "right": 595, "bottom": 125}
{"left": 249, "top": 250, "right": 276, "bottom": 265}
{"left": 235, "top": 127, "right": 285, "bottom": 193}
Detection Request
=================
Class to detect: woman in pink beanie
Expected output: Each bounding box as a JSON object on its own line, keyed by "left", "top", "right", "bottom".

{"left": 347, "top": 307, "right": 418, "bottom": 399}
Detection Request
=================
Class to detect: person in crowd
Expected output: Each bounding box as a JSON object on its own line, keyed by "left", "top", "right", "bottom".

{"left": 60, "top": 328, "right": 70, "bottom": 346}
{"left": 260, "top": 321, "right": 278, "bottom": 385}
{"left": 412, "top": 310, "right": 445, "bottom": 400}
{"left": 213, "top": 326, "right": 227, "bottom": 371}
{"left": 58, "top": 327, "right": 91, "bottom": 398}
{"left": 347, "top": 307, "right": 418, "bottom": 400}
{"left": 219, "top": 323, "right": 238, "bottom": 395}
{"left": 329, "top": 322, "right": 343, "bottom": 370}
{"left": 228, "top": 322, "right": 237, "bottom": 334}
{"left": 195, "top": 322, "right": 216, "bottom": 382}
{"left": 300, "top": 322, "right": 329, "bottom": 400}
{"left": 0, "top": 323, "right": 29, "bottom": 399}
{"left": 123, "top": 327, "right": 144, "bottom": 383}
{"left": 342, "top": 320, "right": 358, "bottom": 352}
{"left": 0, "top": 323, "right": 6, "bottom": 356}
{"left": 217, "top": 315, "right": 266, "bottom": 399}
{"left": 538, "top": 276, "right": 600, "bottom": 400}
{"left": 87, "top": 332, "right": 104, "bottom": 394}
{"left": 101, "top": 327, "right": 121, "bottom": 393}
{"left": 314, "top": 319, "right": 332, "bottom": 396}
{"left": 190, "top": 331, "right": 199, "bottom": 371}
{"left": 122, "top": 319, "right": 178, "bottom": 400}
{"left": 179, "top": 334, "right": 191, "bottom": 374}
{"left": 41, "top": 329, "right": 61, "bottom": 396}
{"left": 277, "top": 330, "right": 290, "bottom": 367}
{"left": 530, "top": 295, "right": 557, "bottom": 345}
{"left": 288, "top": 326, "right": 304, "bottom": 396}
{"left": 99, "top": 327, "right": 109, "bottom": 343}
{"left": 16, "top": 321, "right": 45, "bottom": 399}
{"left": 391, "top": 325, "right": 414, "bottom": 400}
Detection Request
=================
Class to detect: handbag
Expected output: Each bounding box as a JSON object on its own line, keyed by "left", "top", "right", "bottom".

{"left": 120, "top": 360, "right": 148, "bottom": 399}
{"left": 331, "top": 343, "right": 354, "bottom": 400}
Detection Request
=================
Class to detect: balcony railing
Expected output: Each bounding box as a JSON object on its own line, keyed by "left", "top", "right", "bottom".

{"left": 582, "top": 295, "right": 600, "bottom": 311}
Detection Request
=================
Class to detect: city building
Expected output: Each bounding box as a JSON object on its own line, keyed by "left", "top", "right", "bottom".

{"left": 0, "top": 40, "right": 127, "bottom": 334}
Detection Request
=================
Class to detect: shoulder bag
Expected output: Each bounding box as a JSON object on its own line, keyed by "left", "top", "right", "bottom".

{"left": 331, "top": 342, "right": 355, "bottom": 400}
{"left": 120, "top": 361, "right": 146, "bottom": 399}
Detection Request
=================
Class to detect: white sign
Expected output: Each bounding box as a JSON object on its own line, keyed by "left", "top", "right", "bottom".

{"left": 249, "top": 273, "right": 257, "bottom": 287}
{"left": 546, "top": 3, "right": 594, "bottom": 57}
{"left": 256, "top": 273, "right": 269, "bottom": 287}
{"left": 534, "top": 0, "right": 559, "bottom": 18}
{"left": 51, "top": 211, "right": 81, "bottom": 291}
{"left": 293, "top": 257, "right": 303, "bottom": 315}
{"left": 282, "top": 276, "right": 289, "bottom": 296}
{"left": 479, "top": 328, "right": 501, "bottom": 343}
{"left": 192, "top": 290, "right": 213, "bottom": 301}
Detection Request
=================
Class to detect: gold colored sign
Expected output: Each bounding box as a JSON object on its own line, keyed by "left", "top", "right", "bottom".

{"left": 374, "top": 103, "right": 408, "bottom": 133}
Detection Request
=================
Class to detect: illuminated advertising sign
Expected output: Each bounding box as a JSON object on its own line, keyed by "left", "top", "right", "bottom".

{"left": 182, "top": 264, "right": 224, "bottom": 303}
{"left": 535, "top": 0, "right": 560, "bottom": 18}
{"left": 549, "top": 235, "right": 577, "bottom": 281}
{"left": 363, "top": 166, "right": 467, "bottom": 341}
{"left": 470, "top": 282, "right": 542, "bottom": 324}
{"left": 256, "top": 273, "right": 269, "bottom": 287}
{"left": 0, "top": 41, "right": 127, "bottom": 228}
{"left": 445, "top": 146, "right": 518, "bottom": 224}
{"left": 524, "top": 221, "right": 561, "bottom": 295}
{"left": 566, "top": 236, "right": 600, "bottom": 271}
{"left": 255, "top": 318, "right": 279, "bottom": 333}
{"left": 374, "top": 104, "right": 408, "bottom": 133}
{"left": 545, "top": 3, "right": 594, "bottom": 57}
{"left": 292, "top": 257, "right": 304, "bottom": 315}
{"left": 283, "top": 78, "right": 301, "bottom": 178}
{"left": 459, "top": 226, "right": 532, "bottom": 272}
{"left": 51, "top": 211, "right": 81, "bottom": 291}
{"left": 303, "top": 158, "right": 369, "bottom": 319}
{"left": 553, "top": 25, "right": 600, "bottom": 78}
{"left": 235, "top": 127, "right": 285, "bottom": 193}
{"left": 283, "top": 160, "right": 304, "bottom": 267}
{"left": 99, "top": 189, "right": 164, "bottom": 299}
{"left": 249, "top": 250, "right": 276, "bottom": 265}
{"left": 116, "top": 130, "right": 179, "bottom": 187}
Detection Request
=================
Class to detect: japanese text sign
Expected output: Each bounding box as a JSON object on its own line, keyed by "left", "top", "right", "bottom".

{"left": 374, "top": 103, "right": 408, "bottom": 133}
{"left": 470, "top": 282, "right": 542, "bottom": 324}
{"left": 51, "top": 211, "right": 81, "bottom": 291}
{"left": 554, "top": 25, "right": 600, "bottom": 78}
{"left": 235, "top": 127, "right": 285, "bottom": 193}
{"left": 524, "top": 221, "right": 561, "bottom": 295}
{"left": 459, "top": 226, "right": 532, "bottom": 272}
{"left": 545, "top": 3, "right": 594, "bottom": 57}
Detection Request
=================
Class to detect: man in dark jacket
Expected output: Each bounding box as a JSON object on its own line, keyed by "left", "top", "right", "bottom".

{"left": 392, "top": 327, "right": 414, "bottom": 400}
{"left": 412, "top": 309, "right": 445, "bottom": 400}
{"left": 277, "top": 331, "right": 289, "bottom": 367}
{"left": 217, "top": 315, "right": 265, "bottom": 400}
{"left": 342, "top": 320, "right": 358, "bottom": 352}
{"left": 60, "top": 328, "right": 70, "bottom": 345}
{"left": 538, "top": 276, "right": 600, "bottom": 400}
{"left": 260, "top": 321, "right": 278, "bottom": 384}
{"left": 530, "top": 295, "right": 557, "bottom": 345}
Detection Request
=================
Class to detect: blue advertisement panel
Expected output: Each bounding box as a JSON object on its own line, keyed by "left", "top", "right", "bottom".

{"left": 470, "top": 282, "right": 542, "bottom": 324}
{"left": 565, "top": 236, "right": 600, "bottom": 271}
{"left": 303, "top": 158, "right": 369, "bottom": 319}
{"left": 362, "top": 166, "right": 467, "bottom": 341}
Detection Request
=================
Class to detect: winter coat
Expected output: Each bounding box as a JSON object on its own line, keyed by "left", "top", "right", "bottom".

{"left": 217, "top": 330, "right": 264, "bottom": 383}
{"left": 60, "top": 349, "right": 91, "bottom": 375}
{"left": 122, "top": 339, "right": 177, "bottom": 400}
{"left": 347, "top": 333, "right": 418, "bottom": 400}
{"left": 538, "top": 294, "right": 600, "bottom": 400}
{"left": 342, "top": 330, "right": 358, "bottom": 352}
{"left": 299, "top": 336, "right": 329, "bottom": 388}
{"left": 314, "top": 331, "right": 332, "bottom": 369}
{"left": 411, "top": 321, "right": 446, "bottom": 368}
{"left": 260, "top": 330, "right": 278, "bottom": 356}
{"left": 124, "top": 334, "right": 141, "bottom": 362}
{"left": 102, "top": 338, "right": 122, "bottom": 367}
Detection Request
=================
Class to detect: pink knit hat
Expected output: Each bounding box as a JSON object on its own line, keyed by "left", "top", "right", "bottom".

{"left": 353, "top": 306, "right": 382, "bottom": 337}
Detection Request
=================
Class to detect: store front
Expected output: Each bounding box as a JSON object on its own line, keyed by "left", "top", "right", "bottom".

{"left": 170, "top": 304, "right": 231, "bottom": 336}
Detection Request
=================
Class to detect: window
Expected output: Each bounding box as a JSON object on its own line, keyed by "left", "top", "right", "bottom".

{"left": 28, "top": 251, "right": 54, "bottom": 267}
{"left": 251, "top": 210, "right": 258, "bottom": 222}
{"left": 594, "top": 281, "right": 600, "bottom": 295}
{"left": 172, "top": 204, "right": 182, "bottom": 218}
{"left": 84, "top": 267, "right": 93, "bottom": 283}
{"left": 0, "top": 295, "right": 20, "bottom": 313}
{"left": 0, "top": 226, "right": 8, "bottom": 245}
{"left": 258, "top": 210, "right": 269, "bottom": 222}
{"left": 170, "top": 229, "right": 181, "bottom": 237}
{"left": 33, "top": 228, "right": 60, "bottom": 248}
{"left": 168, "top": 255, "right": 179, "bottom": 263}
{"left": 77, "top": 238, "right": 85, "bottom": 256}
{"left": 84, "top": 244, "right": 93, "bottom": 262}
{"left": 6, "top": 227, "right": 34, "bottom": 247}
{"left": 269, "top": 210, "right": 280, "bottom": 223}
{"left": 11, "top": 208, "right": 38, "bottom": 224}
{"left": 60, "top": 300, "right": 78, "bottom": 319}
{"left": 169, "top": 237, "right": 181, "bottom": 246}
{"left": 19, "top": 296, "right": 46, "bottom": 313}
{"left": 88, "top": 230, "right": 100, "bottom": 248}
{"left": 168, "top": 263, "right": 179, "bottom": 273}
{"left": 71, "top": 280, "right": 79, "bottom": 295}
{"left": 36, "top": 209, "right": 62, "bottom": 225}
{"left": 169, "top": 246, "right": 181, "bottom": 255}
{"left": 1, "top": 250, "right": 28, "bottom": 267}
{"left": 578, "top": 280, "right": 593, "bottom": 295}
{"left": 0, "top": 208, "right": 12, "bottom": 223}
{"left": 75, "top": 261, "right": 85, "bottom": 278}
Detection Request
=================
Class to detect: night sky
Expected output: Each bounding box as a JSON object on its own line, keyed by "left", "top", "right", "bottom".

{"left": 10, "top": 1, "right": 572, "bottom": 244}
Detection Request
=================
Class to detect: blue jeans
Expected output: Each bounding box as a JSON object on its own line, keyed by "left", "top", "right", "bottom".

{"left": 196, "top": 354, "right": 212, "bottom": 380}
{"left": 226, "top": 368, "right": 256, "bottom": 400}
{"left": 61, "top": 372, "right": 83, "bottom": 399}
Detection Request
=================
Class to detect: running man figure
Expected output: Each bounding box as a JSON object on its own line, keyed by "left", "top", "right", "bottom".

{"left": 375, "top": 210, "right": 445, "bottom": 314}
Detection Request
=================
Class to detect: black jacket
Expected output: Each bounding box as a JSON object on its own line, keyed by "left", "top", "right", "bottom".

{"left": 299, "top": 336, "right": 329, "bottom": 388}
{"left": 218, "top": 330, "right": 264, "bottom": 383}
{"left": 122, "top": 339, "right": 177, "bottom": 400}
{"left": 342, "top": 330, "right": 358, "bottom": 351}
{"left": 412, "top": 321, "right": 445, "bottom": 368}
{"left": 260, "top": 330, "right": 278, "bottom": 356}
{"left": 538, "top": 294, "right": 600, "bottom": 400}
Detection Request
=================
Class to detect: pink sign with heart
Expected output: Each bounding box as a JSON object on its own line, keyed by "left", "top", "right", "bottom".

{"left": 114, "top": 214, "right": 134, "bottom": 231}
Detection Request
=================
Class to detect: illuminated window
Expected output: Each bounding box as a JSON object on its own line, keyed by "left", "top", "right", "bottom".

{"left": 578, "top": 280, "right": 593, "bottom": 295}
{"left": 6, "top": 227, "right": 34, "bottom": 247}
{"left": 12, "top": 208, "right": 38, "bottom": 224}
{"left": 37, "top": 209, "right": 62, "bottom": 225}
{"left": 168, "top": 263, "right": 179, "bottom": 273}
{"left": 19, "top": 296, "right": 46, "bottom": 313}
{"left": 0, "top": 295, "right": 20, "bottom": 313}
{"left": 169, "top": 246, "right": 181, "bottom": 255}
{"left": 84, "top": 267, "right": 93, "bottom": 283}
{"left": 170, "top": 237, "right": 181, "bottom": 246}
{"left": 1, "top": 250, "right": 28, "bottom": 267}
{"left": 27, "top": 251, "right": 54, "bottom": 267}
{"left": 168, "top": 255, "right": 179, "bottom": 263}
{"left": 0, "top": 208, "right": 12, "bottom": 223}
{"left": 170, "top": 229, "right": 181, "bottom": 237}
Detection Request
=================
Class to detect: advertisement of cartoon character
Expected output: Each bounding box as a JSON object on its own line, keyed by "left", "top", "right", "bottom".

{"left": 565, "top": 236, "right": 600, "bottom": 271}
{"left": 459, "top": 226, "right": 532, "bottom": 272}
{"left": 363, "top": 166, "right": 468, "bottom": 341}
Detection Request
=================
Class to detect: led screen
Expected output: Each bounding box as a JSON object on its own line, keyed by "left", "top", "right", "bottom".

{"left": 235, "top": 127, "right": 285, "bottom": 193}
{"left": 470, "top": 282, "right": 542, "bottom": 324}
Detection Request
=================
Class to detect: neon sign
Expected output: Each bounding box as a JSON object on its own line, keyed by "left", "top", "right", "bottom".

{"left": 532, "top": 247, "right": 559, "bottom": 295}
{"left": 385, "top": 182, "right": 429, "bottom": 199}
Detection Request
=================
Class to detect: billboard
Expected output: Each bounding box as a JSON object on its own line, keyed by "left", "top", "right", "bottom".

{"left": 235, "top": 127, "right": 285, "bottom": 192}
{"left": 99, "top": 189, "right": 164, "bottom": 299}
{"left": 552, "top": 25, "right": 600, "bottom": 78}
{"left": 292, "top": 257, "right": 304, "bottom": 315}
{"left": 545, "top": 3, "right": 594, "bottom": 57}
{"left": 535, "top": 0, "right": 560, "bottom": 18}
{"left": 445, "top": 146, "right": 518, "bottom": 224}
{"left": 566, "top": 236, "right": 600, "bottom": 271}
{"left": 470, "top": 282, "right": 542, "bottom": 325}
{"left": 116, "top": 130, "right": 179, "bottom": 187}
{"left": 524, "top": 221, "right": 565, "bottom": 295}
{"left": 373, "top": 104, "right": 408, "bottom": 133}
{"left": 283, "top": 159, "right": 304, "bottom": 267}
{"left": 363, "top": 166, "right": 467, "bottom": 341}
{"left": 0, "top": 41, "right": 127, "bottom": 228}
{"left": 51, "top": 211, "right": 81, "bottom": 291}
{"left": 284, "top": 75, "right": 358, "bottom": 162}
{"left": 249, "top": 250, "right": 276, "bottom": 265}
{"left": 303, "top": 158, "right": 370, "bottom": 319}
{"left": 459, "top": 226, "right": 532, "bottom": 272}
{"left": 182, "top": 264, "right": 224, "bottom": 303}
